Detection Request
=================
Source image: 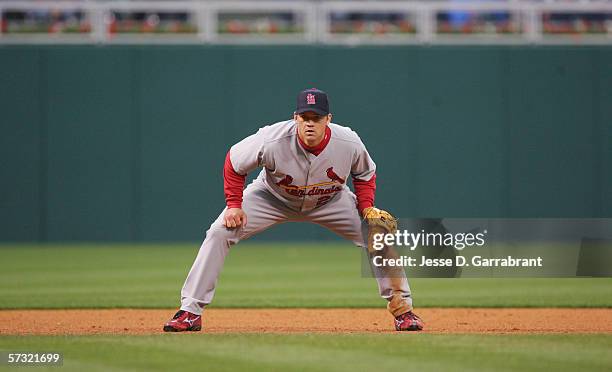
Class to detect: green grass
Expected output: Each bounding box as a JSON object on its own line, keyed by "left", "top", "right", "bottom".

{"left": 0, "top": 243, "right": 611, "bottom": 309}
{"left": 1, "top": 243, "right": 610, "bottom": 371}
{"left": 1, "top": 334, "right": 611, "bottom": 371}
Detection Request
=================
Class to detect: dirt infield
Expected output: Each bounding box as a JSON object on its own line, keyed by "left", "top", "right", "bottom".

{"left": 1, "top": 308, "right": 611, "bottom": 335}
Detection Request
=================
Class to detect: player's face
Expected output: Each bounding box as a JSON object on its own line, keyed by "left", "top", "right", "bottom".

{"left": 294, "top": 111, "right": 331, "bottom": 147}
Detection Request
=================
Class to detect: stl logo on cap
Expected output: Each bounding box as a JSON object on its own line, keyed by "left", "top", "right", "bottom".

{"left": 306, "top": 93, "right": 316, "bottom": 105}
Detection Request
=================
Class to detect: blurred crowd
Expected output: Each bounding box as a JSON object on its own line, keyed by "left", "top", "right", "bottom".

{"left": 1, "top": 0, "right": 611, "bottom": 37}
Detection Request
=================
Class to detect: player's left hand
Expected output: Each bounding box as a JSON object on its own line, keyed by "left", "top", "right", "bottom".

{"left": 363, "top": 207, "right": 398, "bottom": 254}
{"left": 362, "top": 206, "right": 397, "bottom": 233}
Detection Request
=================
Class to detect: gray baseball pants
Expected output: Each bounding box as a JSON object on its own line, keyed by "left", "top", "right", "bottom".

{"left": 180, "top": 179, "right": 412, "bottom": 315}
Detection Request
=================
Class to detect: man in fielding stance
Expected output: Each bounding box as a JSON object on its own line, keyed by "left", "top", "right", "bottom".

{"left": 163, "top": 88, "right": 423, "bottom": 332}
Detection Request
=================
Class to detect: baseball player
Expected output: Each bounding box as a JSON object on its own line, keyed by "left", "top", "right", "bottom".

{"left": 163, "top": 88, "right": 423, "bottom": 332}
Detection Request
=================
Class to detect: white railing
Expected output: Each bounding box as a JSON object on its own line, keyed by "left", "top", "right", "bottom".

{"left": 0, "top": 1, "right": 611, "bottom": 44}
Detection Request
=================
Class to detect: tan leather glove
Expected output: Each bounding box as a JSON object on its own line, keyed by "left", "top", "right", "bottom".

{"left": 363, "top": 207, "right": 397, "bottom": 253}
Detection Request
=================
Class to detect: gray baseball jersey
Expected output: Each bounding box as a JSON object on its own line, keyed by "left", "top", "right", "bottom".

{"left": 230, "top": 120, "right": 376, "bottom": 211}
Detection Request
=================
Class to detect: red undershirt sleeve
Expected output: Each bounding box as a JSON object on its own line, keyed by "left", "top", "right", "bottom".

{"left": 352, "top": 173, "right": 376, "bottom": 214}
{"left": 223, "top": 151, "right": 246, "bottom": 209}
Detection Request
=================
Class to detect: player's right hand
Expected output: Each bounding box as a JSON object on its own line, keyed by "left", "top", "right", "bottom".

{"left": 223, "top": 208, "right": 247, "bottom": 229}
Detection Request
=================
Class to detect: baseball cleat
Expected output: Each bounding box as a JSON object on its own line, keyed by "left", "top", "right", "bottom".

{"left": 394, "top": 311, "right": 424, "bottom": 331}
{"left": 163, "top": 310, "right": 202, "bottom": 332}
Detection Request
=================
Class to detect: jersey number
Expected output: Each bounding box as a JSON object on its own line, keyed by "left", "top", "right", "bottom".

{"left": 315, "top": 195, "right": 332, "bottom": 207}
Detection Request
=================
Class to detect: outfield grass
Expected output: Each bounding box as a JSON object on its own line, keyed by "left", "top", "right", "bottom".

{"left": 1, "top": 243, "right": 611, "bottom": 371}
{"left": 1, "top": 334, "right": 611, "bottom": 372}
{"left": 0, "top": 243, "right": 611, "bottom": 309}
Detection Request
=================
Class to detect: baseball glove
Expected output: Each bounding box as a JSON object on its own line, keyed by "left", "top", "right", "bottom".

{"left": 363, "top": 206, "right": 397, "bottom": 253}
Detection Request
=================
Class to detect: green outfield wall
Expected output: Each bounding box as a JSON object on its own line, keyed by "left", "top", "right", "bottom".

{"left": 1, "top": 46, "right": 610, "bottom": 242}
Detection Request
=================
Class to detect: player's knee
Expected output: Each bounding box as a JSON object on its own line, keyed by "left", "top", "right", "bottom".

{"left": 205, "top": 225, "right": 239, "bottom": 247}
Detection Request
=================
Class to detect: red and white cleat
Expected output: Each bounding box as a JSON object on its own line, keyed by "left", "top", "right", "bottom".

{"left": 394, "top": 311, "right": 424, "bottom": 331}
{"left": 163, "top": 310, "right": 202, "bottom": 332}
